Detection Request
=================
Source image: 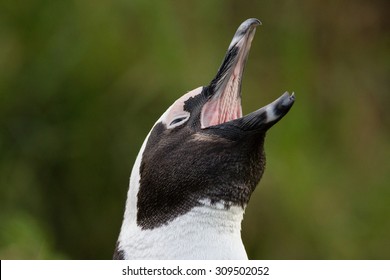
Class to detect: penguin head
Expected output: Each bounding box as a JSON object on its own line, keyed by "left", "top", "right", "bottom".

{"left": 136, "top": 18, "right": 295, "bottom": 229}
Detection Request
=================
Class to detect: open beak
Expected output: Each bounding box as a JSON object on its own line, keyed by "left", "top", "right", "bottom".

{"left": 201, "top": 18, "right": 295, "bottom": 131}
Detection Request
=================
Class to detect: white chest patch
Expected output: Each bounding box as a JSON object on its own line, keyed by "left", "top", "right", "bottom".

{"left": 118, "top": 202, "right": 247, "bottom": 260}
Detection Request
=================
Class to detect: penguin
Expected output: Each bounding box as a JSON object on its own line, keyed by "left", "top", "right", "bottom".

{"left": 113, "top": 18, "right": 295, "bottom": 260}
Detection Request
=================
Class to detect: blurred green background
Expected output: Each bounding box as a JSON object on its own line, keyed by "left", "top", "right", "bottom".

{"left": 0, "top": 0, "right": 389, "bottom": 259}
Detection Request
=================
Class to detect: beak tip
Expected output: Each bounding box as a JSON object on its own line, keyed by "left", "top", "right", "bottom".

{"left": 281, "top": 91, "right": 296, "bottom": 106}
{"left": 251, "top": 18, "right": 262, "bottom": 26}
{"left": 240, "top": 18, "right": 262, "bottom": 31}
{"left": 228, "top": 18, "right": 262, "bottom": 51}
{"left": 290, "top": 92, "right": 296, "bottom": 103}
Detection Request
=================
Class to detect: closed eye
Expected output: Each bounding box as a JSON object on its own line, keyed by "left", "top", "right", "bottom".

{"left": 167, "top": 115, "right": 190, "bottom": 129}
{"left": 170, "top": 117, "right": 187, "bottom": 126}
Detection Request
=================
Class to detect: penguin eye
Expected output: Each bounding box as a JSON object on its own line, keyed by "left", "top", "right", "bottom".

{"left": 168, "top": 115, "right": 189, "bottom": 128}
{"left": 170, "top": 117, "right": 186, "bottom": 125}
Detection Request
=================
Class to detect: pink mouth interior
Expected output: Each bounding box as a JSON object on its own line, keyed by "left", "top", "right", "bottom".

{"left": 200, "top": 73, "right": 243, "bottom": 128}
{"left": 200, "top": 46, "right": 248, "bottom": 128}
{"left": 200, "top": 26, "right": 256, "bottom": 129}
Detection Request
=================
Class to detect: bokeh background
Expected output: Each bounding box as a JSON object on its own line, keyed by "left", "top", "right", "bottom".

{"left": 0, "top": 0, "right": 389, "bottom": 259}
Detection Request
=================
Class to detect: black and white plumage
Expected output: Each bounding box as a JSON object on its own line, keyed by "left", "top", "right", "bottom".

{"left": 114, "top": 18, "right": 295, "bottom": 260}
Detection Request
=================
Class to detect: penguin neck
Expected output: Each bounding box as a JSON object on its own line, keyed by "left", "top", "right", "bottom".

{"left": 119, "top": 197, "right": 247, "bottom": 259}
